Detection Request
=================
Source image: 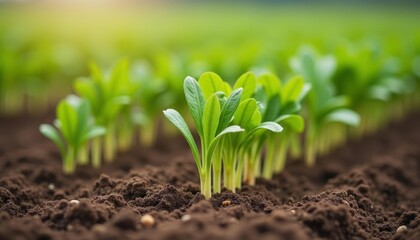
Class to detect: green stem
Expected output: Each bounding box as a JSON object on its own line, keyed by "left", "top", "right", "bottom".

{"left": 77, "top": 144, "right": 89, "bottom": 165}
{"left": 224, "top": 166, "right": 235, "bottom": 192}
{"left": 105, "top": 123, "right": 116, "bottom": 163}
{"left": 212, "top": 152, "right": 222, "bottom": 194}
{"left": 235, "top": 152, "right": 245, "bottom": 189}
{"left": 63, "top": 146, "right": 75, "bottom": 174}
{"left": 200, "top": 168, "right": 212, "bottom": 199}
{"left": 140, "top": 122, "right": 156, "bottom": 147}
{"left": 289, "top": 134, "right": 302, "bottom": 159}
{"left": 273, "top": 138, "right": 288, "bottom": 173}
{"left": 262, "top": 140, "right": 276, "bottom": 179}
{"left": 118, "top": 120, "right": 133, "bottom": 152}
{"left": 92, "top": 137, "right": 101, "bottom": 168}
{"left": 305, "top": 131, "right": 317, "bottom": 167}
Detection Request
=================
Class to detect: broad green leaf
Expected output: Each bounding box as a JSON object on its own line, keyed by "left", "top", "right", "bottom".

{"left": 368, "top": 85, "right": 391, "bottom": 101}
{"left": 57, "top": 99, "right": 77, "bottom": 142}
{"left": 263, "top": 94, "right": 281, "bottom": 121}
{"left": 282, "top": 76, "right": 304, "bottom": 102}
{"left": 39, "top": 124, "right": 65, "bottom": 156}
{"left": 163, "top": 109, "right": 201, "bottom": 169}
{"left": 198, "top": 72, "right": 228, "bottom": 99}
{"left": 217, "top": 88, "right": 243, "bottom": 134}
{"left": 202, "top": 94, "right": 221, "bottom": 146}
{"left": 297, "top": 83, "right": 312, "bottom": 101}
{"left": 275, "top": 114, "right": 304, "bottom": 132}
{"left": 184, "top": 76, "right": 205, "bottom": 135}
{"left": 323, "top": 109, "right": 360, "bottom": 127}
{"left": 81, "top": 126, "right": 106, "bottom": 144}
{"left": 319, "top": 95, "right": 350, "bottom": 119}
{"left": 258, "top": 73, "right": 281, "bottom": 98}
{"left": 249, "top": 121, "right": 283, "bottom": 135}
{"left": 279, "top": 101, "right": 301, "bottom": 115}
{"left": 234, "top": 72, "right": 256, "bottom": 101}
{"left": 233, "top": 98, "right": 261, "bottom": 130}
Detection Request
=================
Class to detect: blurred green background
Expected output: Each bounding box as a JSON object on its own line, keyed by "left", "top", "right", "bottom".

{"left": 0, "top": 1, "right": 419, "bottom": 114}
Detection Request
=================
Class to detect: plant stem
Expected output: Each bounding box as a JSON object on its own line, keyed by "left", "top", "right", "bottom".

{"left": 140, "top": 122, "right": 156, "bottom": 147}
{"left": 105, "top": 123, "right": 116, "bottom": 163}
{"left": 235, "top": 152, "right": 245, "bottom": 189}
{"left": 77, "top": 144, "right": 89, "bottom": 165}
{"left": 305, "top": 129, "right": 317, "bottom": 167}
{"left": 263, "top": 138, "right": 277, "bottom": 179}
{"left": 273, "top": 138, "right": 288, "bottom": 173}
{"left": 118, "top": 120, "right": 133, "bottom": 152}
{"left": 92, "top": 137, "right": 101, "bottom": 168}
{"left": 63, "top": 146, "right": 75, "bottom": 174}
{"left": 224, "top": 166, "right": 235, "bottom": 192}
{"left": 212, "top": 152, "right": 222, "bottom": 194}
{"left": 289, "top": 134, "right": 302, "bottom": 159}
{"left": 200, "top": 168, "right": 212, "bottom": 199}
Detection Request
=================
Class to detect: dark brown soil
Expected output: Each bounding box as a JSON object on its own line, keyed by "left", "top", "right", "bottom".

{"left": 1, "top": 112, "right": 420, "bottom": 240}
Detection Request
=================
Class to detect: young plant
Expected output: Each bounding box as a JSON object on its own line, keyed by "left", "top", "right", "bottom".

{"left": 290, "top": 46, "right": 360, "bottom": 167}
{"left": 163, "top": 75, "right": 245, "bottom": 199}
{"left": 74, "top": 60, "right": 131, "bottom": 166}
{"left": 39, "top": 95, "right": 106, "bottom": 173}
{"left": 253, "top": 74, "right": 309, "bottom": 179}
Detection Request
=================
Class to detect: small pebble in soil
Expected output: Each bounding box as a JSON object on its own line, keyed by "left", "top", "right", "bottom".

{"left": 48, "top": 183, "right": 55, "bottom": 190}
{"left": 140, "top": 214, "right": 155, "bottom": 229}
{"left": 67, "top": 224, "right": 74, "bottom": 231}
{"left": 181, "top": 214, "right": 191, "bottom": 222}
{"left": 222, "top": 200, "right": 231, "bottom": 207}
{"left": 396, "top": 225, "right": 408, "bottom": 233}
{"left": 69, "top": 200, "right": 80, "bottom": 205}
{"left": 290, "top": 210, "right": 296, "bottom": 215}
{"left": 92, "top": 224, "right": 107, "bottom": 233}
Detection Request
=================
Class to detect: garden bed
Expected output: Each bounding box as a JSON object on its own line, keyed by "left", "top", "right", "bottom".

{"left": 0, "top": 111, "right": 419, "bottom": 240}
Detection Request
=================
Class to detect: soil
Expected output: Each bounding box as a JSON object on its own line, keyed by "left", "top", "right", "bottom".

{"left": 0, "top": 111, "right": 419, "bottom": 240}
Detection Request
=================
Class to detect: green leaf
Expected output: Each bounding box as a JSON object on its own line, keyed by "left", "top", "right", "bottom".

{"left": 39, "top": 124, "right": 66, "bottom": 156}
{"left": 368, "top": 85, "right": 391, "bottom": 101}
{"left": 234, "top": 72, "right": 256, "bottom": 101}
{"left": 217, "top": 88, "right": 243, "bottom": 134}
{"left": 258, "top": 73, "right": 281, "bottom": 98}
{"left": 275, "top": 114, "right": 304, "bottom": 133}
{"left": 202, "top": 94, "right": 221, "bottom": 146}
{"left": 282, "top": 76, "right": 304, "bottom": 102}
{"left": 323, "top": 109, "right": 360, "bottom": 127}
{"left": 57, "top": 99, "right": 77, "bottom": 142}
{"left": 233, "top": 98, "right": 261, "bottom": 130}
{"left": 184, "top": 76, "right": 206, "bottom": 135}
{"left": 198, "top": 72, "right": 230, "bottom": 99}
{"left": 163, "top": 109, "right": 201, "bottom": 170}
{"left": 249, "top": 121, "right": 283, "bottom": 135}
{"left": 263, "top": 94, "right": 281, "bottom": 121}
{"left": 81, "top": 126, "right": 106, "bottom": 143}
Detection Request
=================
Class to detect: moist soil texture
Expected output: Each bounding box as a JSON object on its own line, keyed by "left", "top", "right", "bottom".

{"left": 0, "top": 112, "right": 420, "bottom": 240}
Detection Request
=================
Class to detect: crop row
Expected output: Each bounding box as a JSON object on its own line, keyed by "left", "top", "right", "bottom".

{"left": 37, "top": 45, "right": 420, "bottom": 198}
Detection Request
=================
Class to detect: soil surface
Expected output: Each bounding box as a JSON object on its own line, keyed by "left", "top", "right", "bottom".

{"left": 0, "top": 112, "right": 420, "bottom": 240}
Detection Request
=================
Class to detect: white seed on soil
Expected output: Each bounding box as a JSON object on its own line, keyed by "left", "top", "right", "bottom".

{"left": 181, "top": 214, "right": 191, "bottom": 222}
{"left": 140, "top": 214, "right": 155, "bottom": 228}
{"left": 396, "top": 225, "right": 408, "bottom": 233}
{"left": 69, "top": 200, "right": 80, "bottom": 205}
{"left": 290, "top": 210, "right": 296, "bottom": 215}
{"left": 48, "top": 184, "right": 55, "bottom": 190}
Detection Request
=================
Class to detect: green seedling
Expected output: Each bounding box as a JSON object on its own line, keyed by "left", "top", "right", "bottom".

{"left": 39, "top": 95, "right": 106, "bottom": 173}
{"left": 254, "top": 74, "right": 309, "bottom": 179}
{"left": 74, "top": 59, "right": 131, "bottom": 166}
{"left": 290, "top": 47, "right": 360, "bottom": 167}
{"left": 163, "top": 75, "right": 245, "bottom": 199}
